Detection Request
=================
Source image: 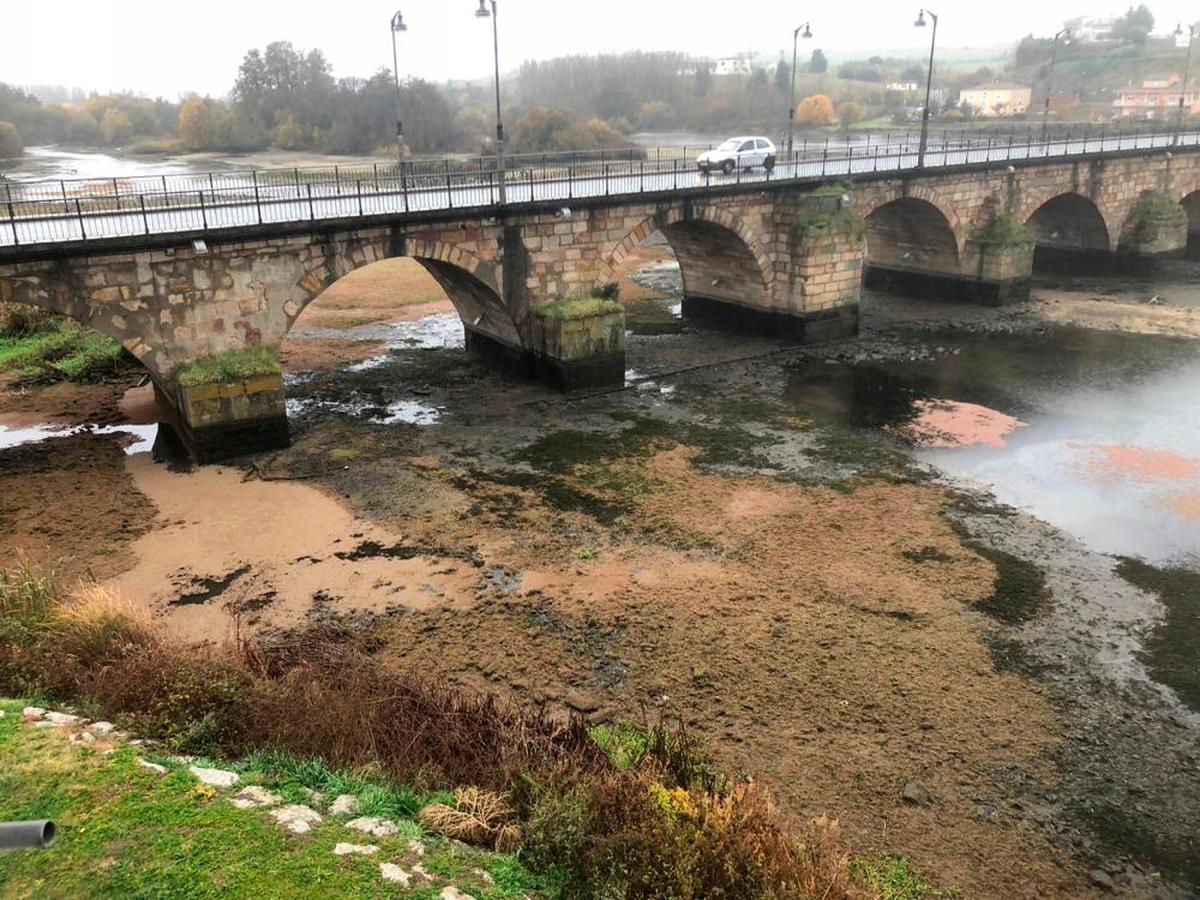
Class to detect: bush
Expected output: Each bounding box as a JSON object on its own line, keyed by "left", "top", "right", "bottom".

{"left": 0, "top": 303, "right": 56, "bottom": 338}
{"left": 0, "top": 121, "right": 23, "bottom": 159}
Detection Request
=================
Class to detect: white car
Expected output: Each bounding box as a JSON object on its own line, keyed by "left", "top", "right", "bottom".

{"left": 697, "top": 137, "right": 777, "bottom": 175}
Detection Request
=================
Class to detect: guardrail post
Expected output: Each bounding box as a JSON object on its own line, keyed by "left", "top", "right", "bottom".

{"left": 253, "top": 170, "right": 262, "bottom": 225}
{"left": 306, "top": 183, "right": 314, "bottom": 220}
{"left": 528, "top": 168, "right": 534, "bottom": 203}
{"left": 199, "top": 191, "right": 208, "bottom": 230}
{"left": 640, "top": 159, "right": 645, "bottom": 193}
{"left": 75, "top": 198, "right": 85, "bottom": 239}
{"left": 5, "top": 183, "right": 17, "bottom": 247}
{"left": 673, "top": 158, "right": 678, "bottom": 190}
{"left": 605, "top": 162, "right": 610, "bottom": 196}
{"left": 294, "top": 168, "right": 302, "bottom": 198}
{"left": 139, "top": 194, "right": 149, "bottom": 234}
{"left": 334, "top": 165, "right": 341, "bottom": 196}
{"left": 357, "top": 179, "right": 363, "bottom": 216}
{"left": 822, "top": 140, "right": 828, "bottom": 176}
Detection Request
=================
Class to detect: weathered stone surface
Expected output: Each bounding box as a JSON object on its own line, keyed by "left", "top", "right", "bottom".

{"left": 189, "top": 766, "right": 240, "bottom": 788}
{"left": 21, "top": 707, "right": 46, "bottom": 720}
{"left": 138, "top": 759, "right": 168, "bottom": 775}
{"left": 334, "top": 843, "right": 379, "bottom": 856}
{"left": 231, "top": 786, "right": 283, "bottom": 809}
{"left": 379, "top": 864, "right": 411, "bottom": 886}
{"left": 43, "top": 711, "right": 82, "bottom": 727}
{"left": 346, "top": 817, "right": 399, "bottom": 837}
{"left": 90, "top": 721, "right": 118, "bottom": 735}
{"left": 440, "top": 887, "right": 477, "bottom": 900}
{"left": 329, "top": 794, "right": 359, "bottom": 816}
{"left": 270, "top": 805, "right": 323, "bottom": 835}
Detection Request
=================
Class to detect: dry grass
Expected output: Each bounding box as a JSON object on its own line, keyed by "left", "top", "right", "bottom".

{"left": 419, "top": 787, "right": 517, "bottom": 848}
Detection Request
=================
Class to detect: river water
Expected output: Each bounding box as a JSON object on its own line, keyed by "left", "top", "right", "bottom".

{"left": 787, "top": 325, "right": 1200, "bottom": 568}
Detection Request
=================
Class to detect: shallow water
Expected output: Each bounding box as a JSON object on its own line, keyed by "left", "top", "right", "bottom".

{"left": 1, "top": 146, "right": 211, "bottom": 182}
{"left": 0, "top": 423, "right": 158, "bottom": 455}
{"left": 786, "top": 328, "right": 1200, "bottom": 567}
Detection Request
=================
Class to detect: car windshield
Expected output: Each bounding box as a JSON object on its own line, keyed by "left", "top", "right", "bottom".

{"left": 716, "top": 139, "right": 741, "bottom": 151}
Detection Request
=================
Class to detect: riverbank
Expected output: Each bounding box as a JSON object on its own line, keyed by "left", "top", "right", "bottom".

{"left": 2, "top": 256, "right": 1198, "bottom": 896}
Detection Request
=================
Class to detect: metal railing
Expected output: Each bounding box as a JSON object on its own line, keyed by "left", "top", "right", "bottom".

{"left": 2, "top": 123, "right": 1196, "bottom": 251}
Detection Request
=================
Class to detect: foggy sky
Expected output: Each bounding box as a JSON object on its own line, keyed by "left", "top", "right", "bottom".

{"left": 6, "top": 1, "right": 1199, "bottom": 99}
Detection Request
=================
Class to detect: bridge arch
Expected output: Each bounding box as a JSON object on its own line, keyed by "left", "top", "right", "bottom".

{"left": 597, "top": 206, "right": 773, "bottom": 309}
{"left": 285, "top": 235, "right": 522, "bottom": 352}
{"left": 1022, "top": 193, "right": 1112, "bottom": 273}
{"left": 862, "top": 196, "right": 962, "bottom": 276}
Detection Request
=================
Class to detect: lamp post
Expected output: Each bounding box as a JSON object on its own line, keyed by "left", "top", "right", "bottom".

{"left": 1040, "top": 29, "right": 1071, "bottom": 145}
{"left": 390, "top": 11, "right": 408, "bottom": 169}
{"left": 1174, "top": 22, "right": 1198, "bottom": 146}
{"left": 914, "top": 9, "right": 939, "bottom": 168}
{"left": 475, "top": 0, "right": 506, "bottom": 204}
{"left": 786, "top": 22, "right": 813, "bottom": 160}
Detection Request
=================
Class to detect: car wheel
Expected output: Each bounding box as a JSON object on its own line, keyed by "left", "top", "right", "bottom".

{"left": 763, "top": 155, "right": 776, "bottom": 172}
{"left": 721, "top": 160, "right": 735, "bottom": 175}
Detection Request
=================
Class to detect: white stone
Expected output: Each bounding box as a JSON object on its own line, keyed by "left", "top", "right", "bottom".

{"left": 90, "top": 722, "right": 118, "bottom": 735}
{"left": 22, "top": 706, "right": 46, "bottom": 719}
{"left": 472, "top": 869, "right": 495, "bottom": 886}
{"left": 231, "top": 786, "right": 283, "bottom": 809}
{"left": 408, "top": 839, "right": 427, "bottom": 857}
{"left": 138, "top": 759, "right": 168, "bottom": 774}
{"left": 270, "top": 805, "right": 323, "bottom": 835}
{"left": 441, "top": 888, "right": 476, "bottom": 900}
{"left": 379, "top": 864, "right": 411, "bottom": 887}
{"left": 333, "top": 843, "right": 378, "bottom": 857}
{"left": 189, "top": 766, "right": 240, "bottom": 788}
{"left": 329, "top": 794, "right": 359, "bottom": 816}
{"left": 44, "top": 711, "right": 82, "bottom": 727}
{"left": 345, "top": 817, "right": 399, "bottom": 837}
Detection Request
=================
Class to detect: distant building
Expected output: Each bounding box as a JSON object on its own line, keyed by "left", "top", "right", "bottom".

{"left": 959, "top": 83, "right": 1032, "bottom": 117}
{"left": 1113, "top": 75, "right": 1200, "bottom": 118}
{"left": 886, "top": 81, "right": 921, "bottom": 93}
{"left": 714, "top": 57, "right": 753, "bottom": 77}
{"left": 1064, "top": 14, "right": 1119, "bottom": 44}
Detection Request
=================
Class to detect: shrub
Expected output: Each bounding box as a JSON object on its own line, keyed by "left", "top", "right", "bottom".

{"left": 0, "top": 121, "right": 23, "bottom": 159}
{"left": 0, "top": 303, "right": 54, "bottom": 338}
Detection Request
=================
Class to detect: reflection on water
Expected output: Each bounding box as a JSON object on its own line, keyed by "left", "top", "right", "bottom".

{"left": 787, "top": 328, "right": 1200, "bottom": 566}
{"left": 0, "top": 423, "right": 158, "bottom": 455}
{"left": 1, "top": 146, "right": 209, "bottom": 182}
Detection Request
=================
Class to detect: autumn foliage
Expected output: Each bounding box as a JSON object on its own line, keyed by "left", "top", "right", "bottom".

{"left": 796, "top": 94, "right": 836, "bottom": 127}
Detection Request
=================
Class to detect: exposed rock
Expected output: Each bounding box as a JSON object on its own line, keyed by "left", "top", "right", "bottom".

{"left": 333, "top": 843, "right": 378, "bottom": 857}
{"left": 138, "top": 759, "right": 168, "bottom": 775}
{"left": 441, "top": 888, "right": 476, "bottom": 900}
{"left": 44, "top": 711, "right": 83, "bottom": 727}
{"left": 346, "top": 816, "right": 399, "bottom": 837}
{"left": 90, "top": 721, "right": 118, "bottom": 736}
{"left": 900, "top": 781, "right": 931, "bottom": 805}
{"left": 270, "top": 805, "right": 323, "bottom": 835}
{"left": 329, "top": 794, "right": 359, "bottom": 816}
{"left": 22, "top": 706, "right": 46, "bottom": 720}
{"left": 1089, "top": 869, "right": 1116, "bottom": 892}
{"left": 231, "top": 786, "right": 283, "bottom": 809}
{"left": 408, "top": 838, "right": 427, "bottom": 857}
{"left": 471, "top": 868, "right": 495, "bottom": 886}
{"left": 189, "top": 766, "right": 240, "bottom": 788}
{"left": 379, "top": 864, "right": 411, "bottom": 886}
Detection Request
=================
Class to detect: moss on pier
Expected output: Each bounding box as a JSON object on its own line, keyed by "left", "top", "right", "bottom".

{"left": 177, "top": 347, "right": 283, "bottom": 387}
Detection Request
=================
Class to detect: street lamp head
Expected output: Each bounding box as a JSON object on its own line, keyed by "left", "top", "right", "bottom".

{"left": 475, "top": 0, "right": 491, "bottom": 18}
{"left": 914, "top": 10, "right": 926, "bottom": 27}
{"left": 391, "top": 11, "right": 407, "bottom": 32}
{"left": 802, "top": 23, "right": 813, "bottom": 39}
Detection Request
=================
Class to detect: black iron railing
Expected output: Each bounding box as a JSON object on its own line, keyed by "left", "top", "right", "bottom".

{"left": 1, "top": 123, "right": 1196, "bottom": 251}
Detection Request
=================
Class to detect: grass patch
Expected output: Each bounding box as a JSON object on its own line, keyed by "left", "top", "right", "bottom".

{"left": 532, "top": 297, "right": 624, "bottom": 320}
{"left": 950, "top": 526, "right": 1050, "bottom": 625}
{"left": 851, "top": 855, "right": 957, "bottom": 899}
{"left": 0, "top": 700, "right": 538, "bottom": 899}
{"left": 0, "top": 318, "right": 127, "bottom": 384}
{"left": 177, "top": 347, "right": 283, "bottom": 387}
{"left": 1114, "top": 557, "right": 1200, "bottom": 713}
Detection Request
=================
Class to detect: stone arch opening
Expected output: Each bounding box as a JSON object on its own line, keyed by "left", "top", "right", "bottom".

{"left": 1025, "top": 193, "right": 1111, "bottom": 274}
{"left": 862, "top": 198, "right": 962, "bottom": 299}
{"left": 598, "top": 209, "right": 772, "bottom": 333}
{"left": 1181, "top": 191, "right": 1200, "bottom": 260}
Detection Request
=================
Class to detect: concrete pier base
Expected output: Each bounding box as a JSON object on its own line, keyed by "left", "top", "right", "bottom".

{"left": 529, "top": 300, "right": 627, "bottom": 392}
{"left": 864, "top": 265, "right": 1031, "bottom": 306}
{"left": 163, "top": 374, "right": 290, "bottom": 464}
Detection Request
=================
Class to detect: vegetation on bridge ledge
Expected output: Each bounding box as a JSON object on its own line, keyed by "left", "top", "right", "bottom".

{"left": 973, "top": 211, "right": 1034, "bottom": 248}
{"left": 0, "top": 304, "right": 127, "bottom": 384}
{"left": 532, "top": 296, "right": 625, "bottom": 321}
{"left": 176, "top": 347, "right": 283, "bottom": 388}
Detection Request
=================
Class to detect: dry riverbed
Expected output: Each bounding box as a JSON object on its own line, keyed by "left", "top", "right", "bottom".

{"left": 2, "top": 256, "right": 1199, "bottom": 898}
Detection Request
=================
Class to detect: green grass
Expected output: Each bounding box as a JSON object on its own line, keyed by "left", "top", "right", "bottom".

{"left": 0, "top": 700, "right": 547, "bottom": 899}
{"left": 850, "top": 855, "right": 959, "bottom": 899}
{"left": 0, "top": 321, "right": 126, "bottom": 384}
{"left": 176, "top": 348, "right": 283, "bottom": 387}
{"left": 532, "top": 297, "right": 623, "bottom": 321}
{"left": 589, "top": 724, "right": 652, "bottom": 770}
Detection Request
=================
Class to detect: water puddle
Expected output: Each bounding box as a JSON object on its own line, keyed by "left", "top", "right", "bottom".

{"left": 0, "top": 423, "right": 158, "bottom": 455}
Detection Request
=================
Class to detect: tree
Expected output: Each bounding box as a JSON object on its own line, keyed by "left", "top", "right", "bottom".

{"left": 1014, "top": 35, "right": 1054, "bottom": 69}
{"left": 774, "top": 59, "right": 791, "bottom": 94}
{"left": 1112, "top": 5, "right": 1154, "bottom": 44}
{"left": 178, "top": 96, "right": 235, "bottom": 151}
{"left": 901, "top": 64, "right": 925, "bottom": 82}
{"left": 694, "top": 65, "right": 713, "bottom": 98}
{"left": 810, "top": 49, "right": 829, "bottom": 74}
{"left": 795, "top": 94, "right": 835, "bottom": 126}
{"left": 0, "top": 121, "right": 22, "bottom": 159}
{"left": 748, "top": 68, "right": 769, "bottom": 91}
{"left": 99, "top": 107, "right": 133, "bottom": 145}
{"left": 838, "top": 101, "right": 865, "bottom": 129}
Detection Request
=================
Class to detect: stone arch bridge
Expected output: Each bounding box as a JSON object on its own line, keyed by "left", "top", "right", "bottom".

{"left": 3, "top": 145, "right": 1198, "bottom": 460}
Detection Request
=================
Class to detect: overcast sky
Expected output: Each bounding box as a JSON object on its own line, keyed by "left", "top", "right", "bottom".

{"left": 5, "top": 1, "right": 1198, "bottom": 99}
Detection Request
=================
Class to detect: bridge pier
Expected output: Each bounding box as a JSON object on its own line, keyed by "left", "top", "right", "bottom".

{"left": 162, "top": 372, "right": 290, "bottom": 465}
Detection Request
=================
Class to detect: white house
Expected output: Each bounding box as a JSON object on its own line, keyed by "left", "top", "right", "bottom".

{"left": 714, "top": 57, "right": 753, "bottom": 77}
{"left": 1063, "top": 14, "right": 1119, "bottom": 44}
{"left": 886, "top": 81, "right": 921, "bottom": 93}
